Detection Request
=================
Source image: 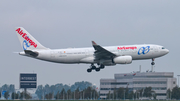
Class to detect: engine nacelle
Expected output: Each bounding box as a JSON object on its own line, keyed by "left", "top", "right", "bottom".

{"left": 113, "top": 56, "right": 132, "bottom": 64}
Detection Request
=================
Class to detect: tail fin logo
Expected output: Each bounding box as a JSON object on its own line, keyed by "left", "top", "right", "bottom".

{"left": 23, "top": 39, "right": 30, "bottom": 50}
{"left": 16, "top": 28, "right": 37, "bottom": 49}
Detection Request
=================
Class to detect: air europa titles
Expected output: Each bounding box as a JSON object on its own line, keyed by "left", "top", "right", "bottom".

{"left": 16, "top": 28, "right": 37, "bottom": 48}
{"left": 117, "top": 46, "right": 137, "bottom": 50}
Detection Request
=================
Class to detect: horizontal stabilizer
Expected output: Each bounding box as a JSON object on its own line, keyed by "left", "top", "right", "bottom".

{"left": 24, "top": 50, "right": 39, "bottom": 57}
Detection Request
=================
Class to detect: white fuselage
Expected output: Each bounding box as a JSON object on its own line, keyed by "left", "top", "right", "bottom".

{"left": 20, "top": 44, "right": 169, "bottom": 65}
{"left": 15, "top": 27, "right": 169, "bottom": 72}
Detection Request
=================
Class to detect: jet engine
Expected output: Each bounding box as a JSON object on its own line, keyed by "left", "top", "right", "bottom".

{"left": 113, "top": 56, "right": 132, "bottom": 64}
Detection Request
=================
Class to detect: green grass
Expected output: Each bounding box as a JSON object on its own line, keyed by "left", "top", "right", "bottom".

{"left": 0, "top": 100, "right": 179, "bottom": 101}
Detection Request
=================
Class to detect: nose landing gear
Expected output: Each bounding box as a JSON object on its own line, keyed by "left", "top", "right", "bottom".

{"left": 151, "top": 58, "right": 155, "bottom": 66}
{"left": 151, "top": 58, "right": 155, "bottom": 72}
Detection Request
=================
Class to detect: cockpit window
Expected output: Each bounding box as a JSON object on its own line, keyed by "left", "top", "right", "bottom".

{"left": 162, "top": 47, "right": 165, "bottom": 49}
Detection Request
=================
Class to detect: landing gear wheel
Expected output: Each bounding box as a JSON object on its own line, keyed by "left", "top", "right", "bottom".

{"left": 95, "top": 68, "right": 100, "bottom": 72}
{"left": 92, "top": 66, "right": 96, "bottom": 69}
{"left": 100, "top": 65, "right": 105, "bottom": 69}
{"left": 87, "top": 69, "right": 92, "bottom": 73}
{"left": 151, "top": 62, "right": 155, "bottom": 65}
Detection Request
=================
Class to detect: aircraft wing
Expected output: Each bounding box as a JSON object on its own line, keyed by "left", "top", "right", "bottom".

{"left": 92, "top": 41, "right": 116, "bottom": 60}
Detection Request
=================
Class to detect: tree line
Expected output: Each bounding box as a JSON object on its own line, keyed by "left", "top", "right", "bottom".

{"left": 5, "top": 91, "right": 32, "bottom": 99}
{"left": 106, "top": 86, "right": 180, "bottom": 100}
{"left": 0, "top": 81, "right": 96, "bottom": 100}
{"left": 44, "top": 87, "right": 98, "bottom": 100}
{"left": 167, "top": 86, "right": 180, "bottom": 100}
{"left": 35, "top": 81, "right": 96, "bottom": 99}
{"left": 1, "top": 86, "right": 98, "bottom": 100}
{"left": 1, "top": 83, "right": 180, "bottom": 100}
{"left": 106, "top": 87, "right": 156, "bottom": 99}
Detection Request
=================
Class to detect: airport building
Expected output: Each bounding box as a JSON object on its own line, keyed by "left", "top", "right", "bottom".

{"left": 100, "top": 72, "right": 177, "bottom": 99}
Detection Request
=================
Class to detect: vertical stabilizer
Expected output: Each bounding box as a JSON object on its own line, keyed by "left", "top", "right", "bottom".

{"left": 15, "top": 27, "right": 48, "bottom": 50}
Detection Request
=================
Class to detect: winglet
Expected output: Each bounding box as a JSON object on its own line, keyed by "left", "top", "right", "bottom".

{"left": 92, "top": 41, "right": 97, "bottom": 46}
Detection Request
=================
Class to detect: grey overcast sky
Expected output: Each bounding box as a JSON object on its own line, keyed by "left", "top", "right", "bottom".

{"left": 0, "top": 0, "right": 180, "bottom": 89}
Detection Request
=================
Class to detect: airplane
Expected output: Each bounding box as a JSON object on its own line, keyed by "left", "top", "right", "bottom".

{"left": 15, "top": 27, "right": 169, "bottom": 73}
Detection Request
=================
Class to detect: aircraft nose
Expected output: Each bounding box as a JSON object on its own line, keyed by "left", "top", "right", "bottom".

{"left": 166, "top": 49, "right": 169, "bottom": 54}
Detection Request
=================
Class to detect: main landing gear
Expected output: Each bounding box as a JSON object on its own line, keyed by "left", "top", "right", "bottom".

{"left": 87, "top": 64, "right": 105, "bottom": 73}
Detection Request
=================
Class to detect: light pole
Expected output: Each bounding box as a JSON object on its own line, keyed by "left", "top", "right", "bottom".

{"left": 177, "top": 75, "right": 180, "bottom": 87}
{"left": 124, "top": 90, "right": 125, "bottom": 100}
{"left": 91, "top": 92, "right": 92, "bottom": 100}
{"left": 124, "top": 83, "right": 129, "bottom": 100}
{"left": 63, "top": 92, "right": 64, "bottom": 100}
{"left": 94, "top": 91, "right": 95, "bottom": 100}
{"left": 116, "top": 92, "right": 118, "bottom": 100}
{"left": 113, "top": 91, "right": 114, "bottom": 100}
{"left": 0, "top": 83, "right": 2, "bottom": 99}
{"left": 14, "top": 90, "right": 15, "bottom": 100}
{"left": 170, "top": 91, "right": 171, "bottom": 100}
{"left": 74, "top": 91, "right": 75, "bottom": 100}
{"left": 83, "top": 91, "right": 84, "bottom": 100}
{"left": 133, "top": 91, "right": 134, "bottom": 100}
